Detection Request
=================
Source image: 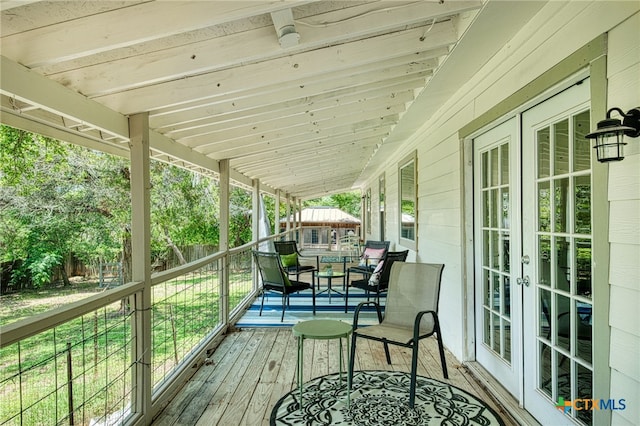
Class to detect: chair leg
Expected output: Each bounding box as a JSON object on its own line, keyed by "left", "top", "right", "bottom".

{"left": 348, "top": 332, "right": 357, "bottom": 390}
{"left": 435, "top": 328, "right": 448, "bottom": 379}
{"left": 409, "top": 340, "right": 419, "bottom": 408}
{"left": 280, "top": 293, "right": 286, "bottom": 322}
{"left": 259, "top": 289, "right": 266, "bottom": 316}
{"left": 344, "top": 281, "right": 349, "bottom": 313}
{"left": 312, "top": 286, "right": 316, "bottom": 315}
{"left": 383, "top": 339, "right": 391, "bottom": 364}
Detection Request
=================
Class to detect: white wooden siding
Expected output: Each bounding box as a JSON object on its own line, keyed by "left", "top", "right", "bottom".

{"left": 360, "top": 9, "right": 640, "bottom": 409}
{"left": 607, "top": 11, "right": 640, "bottom": 425}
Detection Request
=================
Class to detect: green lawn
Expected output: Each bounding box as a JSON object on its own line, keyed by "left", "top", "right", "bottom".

{"left": 0, "top": 271, "right": 254, "bottom": 425}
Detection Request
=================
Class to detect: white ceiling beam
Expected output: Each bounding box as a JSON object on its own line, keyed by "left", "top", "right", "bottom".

{"left": 242, "top": 155, "right": 373, "bottom": 183}
{"left": 198, "top": 114, "right": 398, "bottom": 158}
{"left": 147, "top": 51, "right": 441, "bottom": 120}
{"left": 149, "top": 61, "right": 435, "bottom": 127}
{"left": 0, "top": 55, "right": 129, "bottom": 138}
{"left": 1, "top": 101, "right": 130, "bottom": 159}
{"left": 176, "top": 98, "right": 408, "bottom": 144}
{"left": 92, "top": 22, "right": 456, "bottom": 112}
{"left": 0, "top": 0, "right": 41, "bottom": 12}
{"left": 237, "top": 138, "right": 382, "bottom": 173}
{"left": 233, "top": 129, "right": 388, "bottom": 167}
{"left": 270, "top": 172, "right": 363, "bottom": 193}
{"left": 37, "top": 1, "right": 479, "bottom": 94}
{"left": 159, "top": 83, "right": 419, "bottom": 135}
{"left": 1, "top": 1, "right": 311, "bottom": 67}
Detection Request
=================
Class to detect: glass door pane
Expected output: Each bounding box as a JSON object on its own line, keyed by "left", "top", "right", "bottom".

{"left": 474, "top": 117, "right": 520, "bottom": 397}
{"left": 480, "top": 144, "right": 511, "bottom": 363}
{"left": 535, "top": 108, "right": 593, "bottom": 425}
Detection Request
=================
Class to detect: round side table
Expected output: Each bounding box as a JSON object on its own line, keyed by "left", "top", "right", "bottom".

{"left": 316, "top": 271, "right": 346, "bottom": 303}
{"left": 292, "top": 319, "right": 352, "bottom": 409}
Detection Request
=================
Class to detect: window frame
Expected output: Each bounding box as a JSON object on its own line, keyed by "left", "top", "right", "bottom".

{"left": 398, "top": 151, "right": 417, "bottom": 250}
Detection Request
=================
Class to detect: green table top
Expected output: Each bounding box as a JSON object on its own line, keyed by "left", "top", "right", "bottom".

{"left": 292, "top": 319, "right": 352, "bottom": 339}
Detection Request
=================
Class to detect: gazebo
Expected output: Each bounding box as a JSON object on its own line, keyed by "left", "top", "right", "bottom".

{"left": 280, "top": 206, "right": 360, "bottom": 249}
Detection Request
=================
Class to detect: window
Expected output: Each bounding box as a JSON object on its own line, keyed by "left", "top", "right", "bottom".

{"left": 399, "top": 152, "right": 417, "bottom": 249}
{"left": 365, "top": 188, "right": 372, "bottom": 234}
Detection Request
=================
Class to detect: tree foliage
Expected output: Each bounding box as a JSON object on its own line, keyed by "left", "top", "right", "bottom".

{"left": 1, "top": 127, "right": 129, "bottom": 288}
{"left": 304, "top": 191, "right": 361, "bottom": 217}
{"left": 1, "top": 125, "right": 361, "bottom": 290}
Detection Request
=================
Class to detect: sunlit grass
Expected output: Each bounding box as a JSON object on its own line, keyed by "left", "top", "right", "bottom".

{"left": 0, "top": 268, "right": 255, "bottom": 425}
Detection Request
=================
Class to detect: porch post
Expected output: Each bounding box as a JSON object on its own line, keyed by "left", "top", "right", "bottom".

{"left": 219, "top": 159, "right": 230, "bottom": 326}
{"left": 291, "top": 197, "right": 296, "bottom": 234}
{"left": 274, "top": 189, "right": 281, "bottom": 235}
{"left": 292, "top": 197, "right": 298, "bottom": 243}
{"left": 297, "top": 198, "right": 303, "bottom": 246}
{"left": 128, "top": 113, "right": 152, "bottom": 423}
{"left": 285, "top": 193, "right": 291, "bottom": 235}
{"left": 252, "top": 179, "right": 260, "bottom": 244}
{"left": 252, "top": 180, "right": 260, "bottom": 293}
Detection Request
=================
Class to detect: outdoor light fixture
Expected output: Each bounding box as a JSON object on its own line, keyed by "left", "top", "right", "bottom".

{"left": 271, "top": 9, "right": 300, "bottom": 49}
{"left": 586, "top": 107, "right": 640, "bottom": 162}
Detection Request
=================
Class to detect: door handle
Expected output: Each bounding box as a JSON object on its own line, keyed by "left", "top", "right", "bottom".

{"left": 517, "top": 276, "right": 530, "bottom": 287}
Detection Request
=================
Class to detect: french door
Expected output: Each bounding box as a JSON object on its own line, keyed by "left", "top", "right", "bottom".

{"left": 474, "top": 117, "right": 521, "bottom": 396}
{"left": 474, "top": 79, "right": 594, "bottom": 424}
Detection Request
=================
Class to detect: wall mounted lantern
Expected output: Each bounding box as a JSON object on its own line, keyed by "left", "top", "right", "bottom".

{"left": 586, "top": 107, "right": 640, "bottom": 162}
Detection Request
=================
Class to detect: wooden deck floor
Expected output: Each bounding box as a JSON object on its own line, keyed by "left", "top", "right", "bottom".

{"left": 152, "top": 328, "right": 518, "bottom": 426}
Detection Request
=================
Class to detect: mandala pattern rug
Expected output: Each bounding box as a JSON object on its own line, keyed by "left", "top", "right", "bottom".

{"left": 271, "top": 370, "right": 506, "bottom": 425}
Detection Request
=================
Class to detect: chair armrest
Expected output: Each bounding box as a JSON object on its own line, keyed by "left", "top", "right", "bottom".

{"left": 296, "top": 252, "right": 320, "bottom": 270}
{"left": 413, "top": 310, "right": 439, "bottom": 341}
{"left": 353, "top": 301, "right": 384, "bottom": 328}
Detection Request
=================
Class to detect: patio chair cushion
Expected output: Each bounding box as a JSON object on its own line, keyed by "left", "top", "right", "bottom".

{"left": 282, "top": 271, "right": 292, "bottom": 286}
{"left": 368, "top": 261, "right": 384, "bottom": 284}
{"left": 359, "top": 248, "right": 385, "bottom": 267}
{"left": 280, "top": 253, "right": 298, "bottom": 268}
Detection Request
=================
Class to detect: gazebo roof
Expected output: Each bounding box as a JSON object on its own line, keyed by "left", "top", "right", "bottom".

{"left": 282, "top": 206, "right": 360, "bottom": 225}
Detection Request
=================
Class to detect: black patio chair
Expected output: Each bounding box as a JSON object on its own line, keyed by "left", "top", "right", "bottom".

{"left": 346, "top": 240, "right": 390, "bottom": 284}
{"left": 252, "top": 250, "right": 315, "bottom": 322}
{"left": 344, "top": 250, "right": 408, "bottom": 313}
{"left": 273, "top": 240, "right": 319, "bottom": 283}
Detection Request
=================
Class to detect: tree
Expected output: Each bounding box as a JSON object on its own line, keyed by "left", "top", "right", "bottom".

{"left": 1, "top": 127, "right": 127, "bottom": 288}
{"left": 150, "top": 161, "right": 220, "bottom": 265}
{"left": 304, "top": 191, "right": 361, "bottom": 217}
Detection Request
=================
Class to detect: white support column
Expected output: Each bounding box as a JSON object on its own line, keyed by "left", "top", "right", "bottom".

{"left": 361, "top": 194, "right": 366, "bottom": 239}
{"left": 297, "top": 198, "right": 302, "bottom": 245}
{"left": 285, "top": 193, "right": 291, "bottom": 234}
{"left": 274, "top": 190, "right": 281, "bottom": 235}
{"left": 219, "top": 159, "right": 230, "bottom": 325}
{"left": 252, "top": 179, "right": 260, "bottom": 245}
{"left": 129, "top": 113, "right": 152, "bottom": 423}
{"left": 292, "top": 197, "right": 298, "bottom": 241}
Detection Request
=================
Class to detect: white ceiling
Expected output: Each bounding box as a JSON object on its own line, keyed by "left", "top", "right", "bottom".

{"left": 0, "top": 1, "right": 543, "bottom": 200}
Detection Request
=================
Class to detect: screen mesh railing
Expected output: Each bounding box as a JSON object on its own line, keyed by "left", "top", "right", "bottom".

{"left": 151, "top": 261, "right": 223, "bottom": 388}
{"left": 0, "top": 242, "right": 267, "bottom": 425}
{"left": 0, "top": 298, "right": 136, "bottom": 425}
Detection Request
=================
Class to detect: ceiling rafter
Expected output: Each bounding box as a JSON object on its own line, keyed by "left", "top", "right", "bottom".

{"left": 0, "top": 0, "right": 489, "bottom": 199}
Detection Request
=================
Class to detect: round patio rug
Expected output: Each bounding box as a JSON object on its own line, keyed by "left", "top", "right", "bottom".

{"left": 270, "top": 370, "right": 506, "bottom": 425}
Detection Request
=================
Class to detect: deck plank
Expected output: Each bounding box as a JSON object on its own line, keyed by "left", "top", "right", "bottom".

{"left": 153, "top": 328, "right": 517, "bottom": 426}
{"left": 217, "top": 330, "right": 279, "bottom": 425}
{"left": 194, "top": 330, "right": 269, "bottom": 425}
{"left": 262, "top": 330, "right": 298, "bottom": 424}
{"left": 154, "top": 331, "right": 245, "bottom": 426}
